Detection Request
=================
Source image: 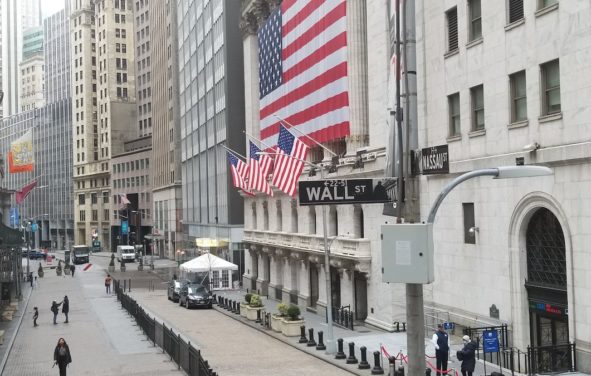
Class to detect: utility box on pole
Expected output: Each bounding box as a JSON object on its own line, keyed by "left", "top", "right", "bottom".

{"left": 381, "top": 223, "right": 434, "bottom": 284}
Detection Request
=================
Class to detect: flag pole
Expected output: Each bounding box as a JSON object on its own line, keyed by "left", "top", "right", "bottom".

{"left": 242, "top": 130, "right": 274, "bottom": 151}
{"left": 273, "top": 114, "right": 337, "bottom": 157}
{"left": 218, "top": 144, "right": 247, "bottom": 160}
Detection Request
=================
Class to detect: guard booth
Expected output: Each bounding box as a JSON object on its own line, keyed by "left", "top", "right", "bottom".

{"left": 64, "top": 250, "right": 71, "bottom": 264}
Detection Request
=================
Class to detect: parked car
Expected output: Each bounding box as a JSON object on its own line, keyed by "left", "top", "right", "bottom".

{"left": 167, "top": 280, "right": 187, "bottom": 302}
{"left": 178, "top": 283, "right": 213, "bottom": 309}
{"left": 27, "top": 249, "right": 47, "bottom": 260}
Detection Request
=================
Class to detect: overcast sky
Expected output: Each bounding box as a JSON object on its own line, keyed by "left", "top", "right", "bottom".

{"left": 42, "top": 0, "right": 66, "bottom": 19}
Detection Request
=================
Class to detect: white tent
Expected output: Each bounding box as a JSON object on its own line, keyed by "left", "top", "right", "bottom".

{"left": 179, "top": 253, "right": 238, "bottom": 290}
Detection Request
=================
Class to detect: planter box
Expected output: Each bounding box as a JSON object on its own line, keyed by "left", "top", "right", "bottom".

{"left": 281, "top": 318, "right": 305, "bottom": 337}
{"left": 240, "top": 303, "right": 248, "bottom": 317}
{"left": 271, "top": 314, "right": 284, "bottom": 332}
{"left": 246, "top": 306, "right": 263, "bottom": 321}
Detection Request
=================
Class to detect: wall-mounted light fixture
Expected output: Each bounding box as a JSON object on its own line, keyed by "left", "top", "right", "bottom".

{"left": 522, "top": 142, "right": 540, "bottom": 152}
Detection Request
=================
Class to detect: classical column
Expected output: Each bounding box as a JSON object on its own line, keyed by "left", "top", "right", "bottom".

{"left": 346, "top": 0, "right": 369, "bottom": 154}
{"left": 297, "top": 259, "right": 310, "bottom": 307}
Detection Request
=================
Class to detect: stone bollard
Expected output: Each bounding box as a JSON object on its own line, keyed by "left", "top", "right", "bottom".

{"left": 298, "top": 325, "right": 308, "bottom": 343}
{"left": 371, "top": 351, "right": 384, "bottom": 375}
{"left": 335, "top": 338, "right": 346, "bottom": 359}
{"left": 307, "top": 328, "right": 316, "bottom": 347}
{"left": 316, "top": 330, "right": 326, "bottom": 351}
{"left": 346, "top": 342, "right": 358, "bottom": 364}
{"left": 358, "top": 346, "right": 370, "bottom": 369}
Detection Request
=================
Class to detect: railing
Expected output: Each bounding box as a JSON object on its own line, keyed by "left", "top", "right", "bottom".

{"left": 114, "top": 279, "right": 217, "bottom": 376}
{"left": 528, "top": 343, "right": 576, "bottom": 375}
{"left": 329, "top": 305, "right": 355, "bottom": 330}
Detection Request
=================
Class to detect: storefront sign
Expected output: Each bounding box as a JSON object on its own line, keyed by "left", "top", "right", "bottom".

{"left": 529, "top": 301, "right": 567, "bottom": 316}
{"left": 298, "top": 179, "right": 393, "bottom": 206}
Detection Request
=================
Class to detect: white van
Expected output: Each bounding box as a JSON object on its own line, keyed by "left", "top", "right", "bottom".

{"left": 116, "top": 245, "right": 136, "bottom": 263}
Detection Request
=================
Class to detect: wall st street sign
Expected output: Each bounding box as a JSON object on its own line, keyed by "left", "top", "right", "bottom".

{"left": 298, "top": 179, "right": 393, "bottom": 206}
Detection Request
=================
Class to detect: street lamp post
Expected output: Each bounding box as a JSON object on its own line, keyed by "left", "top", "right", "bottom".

{"left": 404, "top": 166, "right": 553, "bottom": 376}
{"left": 258, "top": 151, "right": 337, "bottom": 354}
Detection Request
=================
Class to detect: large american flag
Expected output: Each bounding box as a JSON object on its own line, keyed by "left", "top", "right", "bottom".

{"left": 271, "top": 125, "right": 309, "bottom": 196}
{"left": 248, "top": 141, "right": 273, "bottom": 196}
{"left": 258, "top": 0, "right": 350, "bottom": 147}
{"left": 227, "top": 151, "right": 251, "bottom": 194}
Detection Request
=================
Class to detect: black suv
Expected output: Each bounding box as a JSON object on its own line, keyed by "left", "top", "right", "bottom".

{"left": 179, "top": 283, "right": 213, "bottom": 309}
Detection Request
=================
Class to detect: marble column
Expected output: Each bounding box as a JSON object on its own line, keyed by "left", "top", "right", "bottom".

{"left": 346, "top": 0, "right": 369, "bottom": 154}
{"left": 340, "top": 269, "right": 355, "bottom": 308}
{"left": 297, "top": 259, "right": 310, "bottom": 307}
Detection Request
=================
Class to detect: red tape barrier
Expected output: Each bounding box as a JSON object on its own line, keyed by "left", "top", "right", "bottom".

{"left": 380, "top": 345, "right": 458, "bottom": 376}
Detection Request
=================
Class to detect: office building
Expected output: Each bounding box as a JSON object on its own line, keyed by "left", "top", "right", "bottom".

{"left": 20, "top": 27, "right": 45, "bottom": 112}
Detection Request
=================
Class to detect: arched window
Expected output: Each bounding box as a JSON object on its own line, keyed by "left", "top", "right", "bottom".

{"left": 308, "top": 206, "right": 316, "bottom": 234}
{"left": 329, "top": 206, "right": 337, "bottom": 236}
{"left": 353, "top": 205, "right": 364, "bottom": 238}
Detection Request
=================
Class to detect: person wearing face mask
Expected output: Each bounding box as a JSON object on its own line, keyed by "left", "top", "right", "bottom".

{"left": 457, "top": 335, "right": 477, "bottom": 376}
{"left": 53, "top": 337, "right": 72, "bottom": 376}
{"left": 431, "top": 324, "right": 450, "bottom": 376}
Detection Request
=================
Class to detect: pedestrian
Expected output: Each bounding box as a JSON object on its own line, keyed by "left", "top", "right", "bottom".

{"left": 51, "top": 300, "right": 62, "bottom": 325}
{"left": 33, "top": 307, "right": 39, "bottom": 327}
{"left": 62, "top": 296, "right": 69, "bottom": 323}
{"left": 105, "top": 274, "right": 112, "bottom": 294}
{"left": 29, "top": 272, "right": 33, "bottom": 288}
{"left": 70, "top": 264, "right": 75, "bottom": 277}
{"left": 431, "top": 324, "right": 450, "bottom": 376}
{"left": 34, "top": 276, "right": 38, "bottom": 288}
{"left": 53, "top": 337, "right": 72, "bottom": 376}
{"left": 457, "top": 335, "right": 477, "bottom": 376}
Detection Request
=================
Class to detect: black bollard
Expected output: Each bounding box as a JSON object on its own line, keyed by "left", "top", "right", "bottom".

{"left": 402, "top": 322, "right": 406, "bottom": 332}
{"left": 371, "top": 351, "right": 384, "bottom": 375}
{"left": 358, "top": 346, "right": 370, "bottom": 369}
{"left": 307, "top": 328, "right": 316, "bottom": 347}
{"left": 316, "top": 330, "right": 326, "bottom": 351}
{"left": 425, "top": 368, "right": 432, "bottom": 376}
{"left": 237, "top": 303, "right": 240, "bottom": 315}
{"left": 298, "top": 325, "right": 308, "bottom": 343}
{"left": 397, "top": 366, "right": 405, "bottom": 376}
{"left": 335, "top": 338, "right": 346, "bottom": 359}
{"left": 256, "top": 309, "right": 261, "bottom": 323}
{"left": 394, "top": 321, "right": 400, "bottom": 332}
{"left": 346, "top": 342, "right": 358, "bottom": 364}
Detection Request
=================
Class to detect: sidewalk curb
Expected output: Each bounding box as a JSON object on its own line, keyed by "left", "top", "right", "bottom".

{"left": 212, "top": 304, "right": 363, "bottom": 376}
{"left": 0, "top": 287, "right": 32, "bottom": 374}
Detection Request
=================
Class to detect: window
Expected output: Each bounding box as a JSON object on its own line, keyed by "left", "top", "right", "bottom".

{"left": 92, "top": 210, "right": 98, "bottom": 221}
{"left": 541, "top": 60, "right": 560, "bottom": 115}
{"left": 508, "top": 0, "right": 524, "bottom": 24}
{"left": 446, "top": 7, "right": 458, "bottom": 53}
{"left": 79, "top": 210, "right": 86, "bottom": 221}
{"left": 448, "top": 93, "right": 461, "bottom": 136}
{"left": 91, "top": 192, "right": 98, "bottom": 204}
{"left": 104, "top": 209, "right": 109, "bottom": 220}
{"left": 538, "top": 0, "right": 557, "bottom": 10}
{"left": 510, "top": 70, "right": 527, "bottom": 122}
{"left": 468, "top": 0, "right": 482, "bottom": 41}
{"left": 470, "top": 85, "right": 484, "bottom": 130}
{"left": 78, "top": 194, "right": 85, "bottom": 205}
{"left": 463, "top": 203, "right": 476, "bottom": 244}
{"left": 103, "top": 192, "right": 109, "bottom": 203}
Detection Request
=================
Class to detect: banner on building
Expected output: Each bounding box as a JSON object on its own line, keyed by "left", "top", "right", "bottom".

{"left": 9, "top": 129, "right": 34, "bottom": 173}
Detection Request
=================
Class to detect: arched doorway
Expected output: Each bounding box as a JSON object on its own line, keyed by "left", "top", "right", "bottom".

{"left": 525, "top": 207, "right": 570, "bottom": 371}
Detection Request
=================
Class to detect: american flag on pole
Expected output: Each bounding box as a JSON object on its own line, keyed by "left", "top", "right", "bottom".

{"left": 271, "top": 125, "right": 309, "bottom": 196}
{"left": 120, "top": 193, "right": 131, "bottom": 205}
{"left": 227, "top": 151, "right": 252, "bottom": 195}
{"left": 258, "top": 0, "right": 350, "bottom": 147}
{"left": 248, "top": 141, "right": 273, "bottom": 196}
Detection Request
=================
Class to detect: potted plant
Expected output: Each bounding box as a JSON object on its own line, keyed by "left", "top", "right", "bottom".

{"left": 246, "top": 294, "right": 264, "bottom": 321}
{"left": 271, "top": 302, "right": 288, "bottom": 332}
{"left": 37, "top": 263, "right": 44, "bottom": 278}
{"left": 240, "top": 293, "right": 252, "bottom": 318}
{"left": 108, "top": 254, "right": 116, "bottom": 272}
{"left": 56, "top": 260, "right": 62, "bottom": 276}
{"left": 281, "top": 304, "right": 305, "bottom": 337}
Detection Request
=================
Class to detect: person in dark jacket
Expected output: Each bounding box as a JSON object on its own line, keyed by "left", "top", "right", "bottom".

{"left": 431, "top": 324, "right": 450, "bottom": 376}
{"left": 53, "top": 337, "right": 72, "bottom": 376}
{"left": 62, "top": 296, "right": 69, "bottom": 323}
{"left": 458, "top": 335, "right": 477, "bottom": 376}
{"left": 33, "top": 307, "right": 39, "bottom": 327}
{"left": 50, "top": 301, "right": 62, "bottom": 324}
{"left": 70, "top": 264, "right": 75, "bottom": 277}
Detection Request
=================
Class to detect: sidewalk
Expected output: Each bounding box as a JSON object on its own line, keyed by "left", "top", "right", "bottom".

{"left": 2, "top": 256, "right": 183, "bottom": 375}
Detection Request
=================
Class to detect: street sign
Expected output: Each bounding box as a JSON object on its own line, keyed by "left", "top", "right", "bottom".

{"left": 482, "top": 329, "right": 500, "bottom": 353}
{"left": 121, "top": 220, "right": 129, "bottom": 235}
{"left": 411, "top": 144, "right": 449, "bottom": 175}
{"left": 443, "top": 322, "right": 455, "bottom": 330}
{"left": 298, "top": 179, "right": 393, "bottom": 206}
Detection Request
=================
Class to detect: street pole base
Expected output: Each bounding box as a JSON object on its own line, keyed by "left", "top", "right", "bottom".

{"left": 324, "top": 339, "right": 337, "bottom": 355}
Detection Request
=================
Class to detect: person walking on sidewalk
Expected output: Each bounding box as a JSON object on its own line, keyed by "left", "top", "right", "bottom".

{"left": 51, "top": 301, "right": 62, "bottom": 325}
{"left": 105, "top": 274, "right": 112, "bottom": 294}
{"left": 432, "top": 324, "right": 450, "bottom": 376}
{"left": 33, "top": 307, "right": 39, "bottom": 327}
{"left": 53, "top": 337, "right": 72, "bottom": 376}
{"left": 70, "top": 264, "right": 75, "bottom": 277}
{"left": 62, "top": 296, "right": 70, "bottom": 323}
{"left": 457, "top": 335, "right": 477, "bottom": 376}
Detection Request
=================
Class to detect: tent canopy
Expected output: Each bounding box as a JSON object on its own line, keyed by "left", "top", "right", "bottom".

{"left": 179, "top": 253, "right": 238, "bottom": 273}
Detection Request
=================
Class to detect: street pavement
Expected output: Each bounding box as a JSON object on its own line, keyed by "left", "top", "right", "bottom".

{"left": 2, "top": 255, "right": 183, "bottom": 376}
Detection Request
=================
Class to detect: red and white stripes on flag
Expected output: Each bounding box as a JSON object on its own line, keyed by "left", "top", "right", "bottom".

{"left": 248, "top": 141, "right": 273, "bottom": 196}
{"left": 227, "top": 151, "right": 252, "bottom": 195}
{"left": 271, "top": 125, "right": 309, "bottom": 197}
{"left": 258, "top": 0, "right": 350, "bottom": 147}
{"left": 120, "top": 194, "right": 131, "bottom": 205}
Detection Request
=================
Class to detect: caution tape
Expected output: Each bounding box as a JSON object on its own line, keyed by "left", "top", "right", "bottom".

{"left": 380, "top": 345, "right": 458, "bottom": 376}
